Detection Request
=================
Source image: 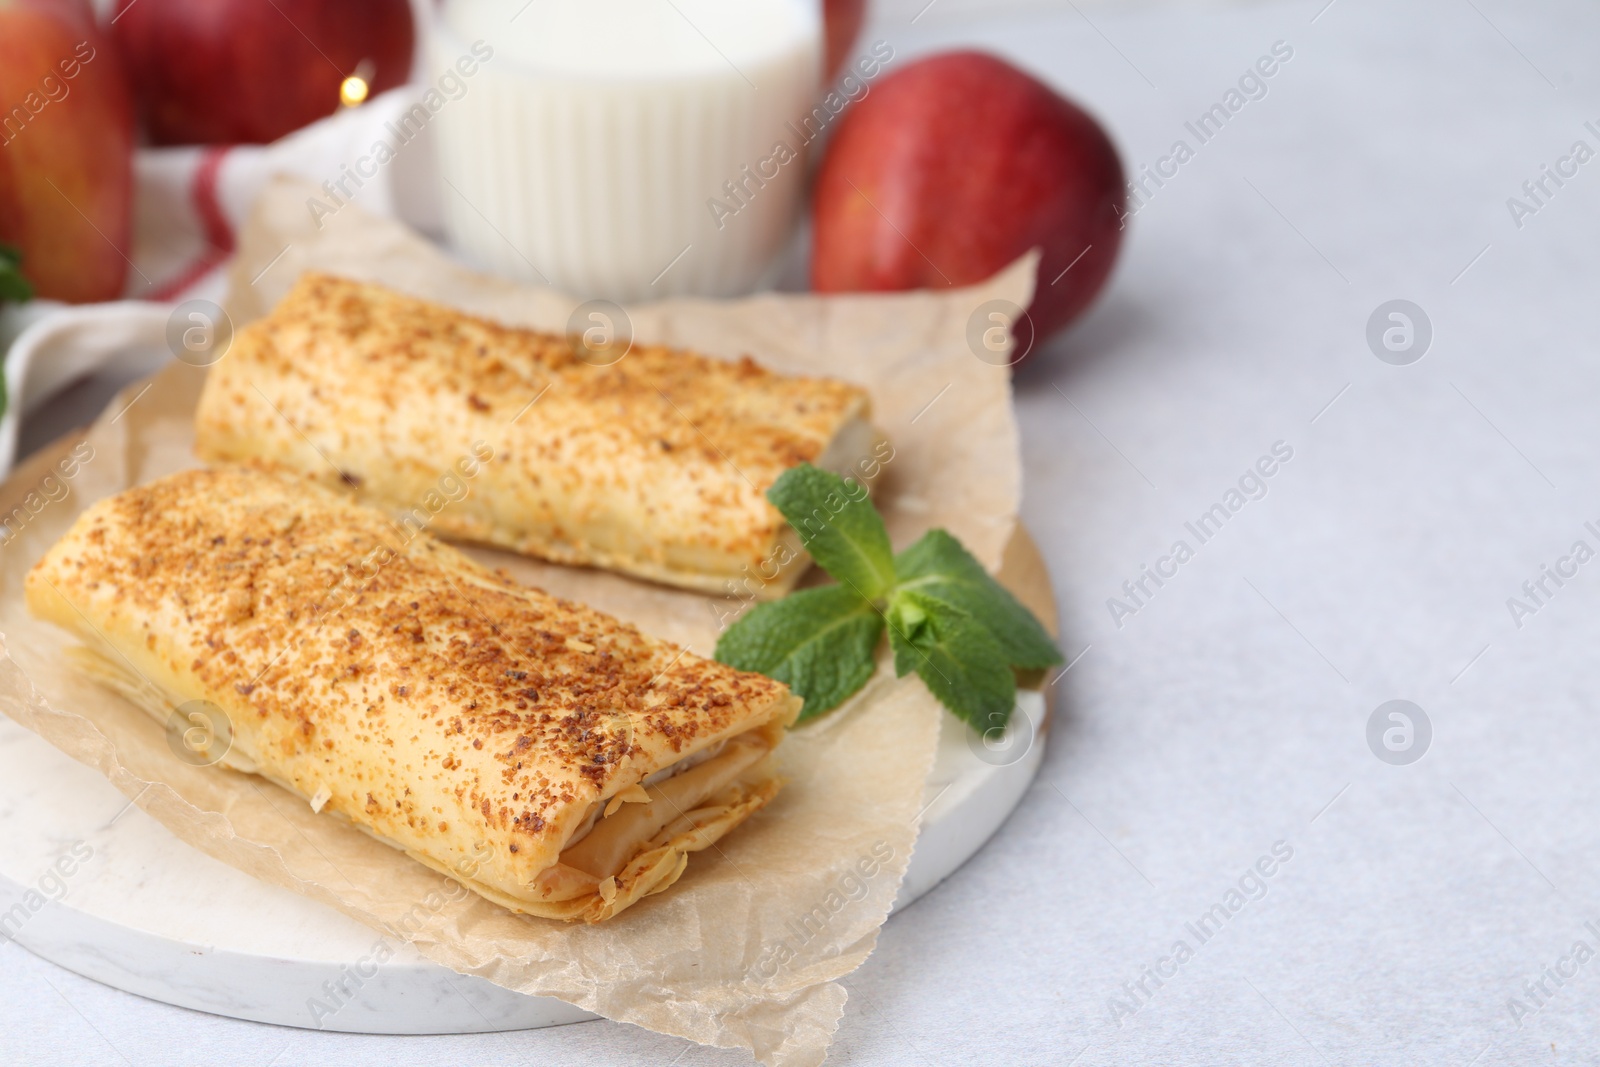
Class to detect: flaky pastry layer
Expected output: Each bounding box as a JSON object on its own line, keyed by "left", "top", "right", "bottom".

{"left": 193, "top": 272, "right": 880, "bottom": 597}
{"left": 26, "top": 467, "right": 800, "bottom": 922}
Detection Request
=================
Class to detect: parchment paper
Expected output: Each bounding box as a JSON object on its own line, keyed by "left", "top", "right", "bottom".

{"left": 0, "top": 178, "right": 1033, "bottom": 1067}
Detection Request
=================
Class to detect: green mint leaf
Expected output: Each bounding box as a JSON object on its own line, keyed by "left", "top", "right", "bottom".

{"left": 767, "top": 463, "right": 896, "bottom": 601}
{"left": 715, "top": 584, "right": 884, "bottom": 722}
{"left": 894, "top": 529, "right": 1062, "bottom": 669}
{"left": 0, "top": 243, "right": 33, "bottom": 304}
{"left": 886, "top": 590, "right": 1016, "bottom": 730}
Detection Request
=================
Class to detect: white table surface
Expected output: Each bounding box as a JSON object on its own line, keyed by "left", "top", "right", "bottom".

{"left": 10, "top": 0, "right": 1600, "bottom": 1063}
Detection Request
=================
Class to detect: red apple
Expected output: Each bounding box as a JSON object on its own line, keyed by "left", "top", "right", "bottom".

{"left": 0, "top": 0, "right": 134, "bottom": 303}
{"left": 823, "top": 0, "right": 866, "bottom": 82}
{"left": 110, "top": 0, "right": 414, "bottom": 146}
{"left": 811, "top": 50, "right": 1125, "bottom": 349}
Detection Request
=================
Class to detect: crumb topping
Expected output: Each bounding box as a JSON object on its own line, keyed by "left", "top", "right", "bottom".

{"left": 32, "top": 467, "right": 791, "bottom": 873}
{"left": 193, "top": 273, "right": 871, "bottom": 576}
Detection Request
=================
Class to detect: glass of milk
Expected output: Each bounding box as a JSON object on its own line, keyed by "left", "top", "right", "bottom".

{"left": 428, "top": 0, "right": 821, "bottom": 302}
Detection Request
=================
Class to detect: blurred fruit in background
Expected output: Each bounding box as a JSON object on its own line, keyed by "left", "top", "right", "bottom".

{"left": 110, "top": 0, "right": 415, "bottom": 145}
{"left": 811, "top": 50, "right": 1125, "bottom": 353}
{"left": 823, "top": 0, "right": 865, "bottom": 81}
{"left": 0, "top": 0, "right": 134, "bottom": 303}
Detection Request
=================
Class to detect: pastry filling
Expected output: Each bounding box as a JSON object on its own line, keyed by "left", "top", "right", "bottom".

{"left": 530, "top": 730, "right": 775, "bottom": 900}
{"left": 64, "top": 639, "right": 780, "bottom": 907}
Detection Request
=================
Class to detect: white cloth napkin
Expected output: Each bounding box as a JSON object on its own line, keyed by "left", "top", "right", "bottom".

{"left": 125, "top": 87, "right": 444, "bottom": 306}
{"left": 0, "top": 86, "right": 448, "bottom": 474}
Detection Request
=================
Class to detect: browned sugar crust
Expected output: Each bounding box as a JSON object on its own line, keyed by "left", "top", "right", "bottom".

{"left": 193, "top": 272, "right": 872, "bottom": 592}
{"left": 25, "top": 467, "right": 796, "bottom": 899}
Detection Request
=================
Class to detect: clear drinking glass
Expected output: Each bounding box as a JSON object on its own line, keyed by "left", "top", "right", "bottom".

{"left": 427, "top": 0, "right": 821, "bottom": 302}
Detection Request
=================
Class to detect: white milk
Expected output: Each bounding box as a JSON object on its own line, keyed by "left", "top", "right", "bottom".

{"left": 429, "top": 0, "right": 820, "bottom": 302}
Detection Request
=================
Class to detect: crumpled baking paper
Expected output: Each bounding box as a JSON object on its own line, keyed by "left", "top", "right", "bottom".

{"left": 0, "top": 178, "right": 1034, "bottom": 1066}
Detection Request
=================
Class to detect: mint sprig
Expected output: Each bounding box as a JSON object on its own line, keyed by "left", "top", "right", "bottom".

{"left": 766, "top": 464, "right": 897, "bottom": 600}
{"left": 0, "top": 243, "right": 33, "bottom": 305}
{"left": 893, "top": 530, "right": 1062, "bottom": 670}
{"left": 887, "top": 591, "right": 1016, "bottom": 727}
{"left": 714, "top": 585, "right": 883, "bottom": 717}
{"left": 0, "top": 242, "right": 32, "bottom": 424}
{"left": 715, "top": 464, "right": 1063, "bottom": 729}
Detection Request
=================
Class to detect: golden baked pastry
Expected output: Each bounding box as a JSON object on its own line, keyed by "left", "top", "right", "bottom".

{"left": 193, "top": 273, "right": 880, "bottom": 597}
{"left": 26, "top": 467, "right": 799, "bottom": 922}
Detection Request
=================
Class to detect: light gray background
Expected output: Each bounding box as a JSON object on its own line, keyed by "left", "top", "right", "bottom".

{"left": 9, "top": 0, "right": 1600, "bottom": 1063}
